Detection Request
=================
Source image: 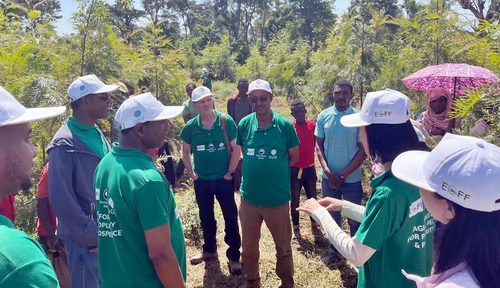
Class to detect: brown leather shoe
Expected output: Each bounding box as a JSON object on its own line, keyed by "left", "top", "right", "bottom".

{"left": 189, "top": 251, "right": 218, "bottom": 265}
{"left": 228, "top": 260, "right": 243, "bottom": 275}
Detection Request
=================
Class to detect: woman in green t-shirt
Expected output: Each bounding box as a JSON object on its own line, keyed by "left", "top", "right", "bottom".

{"left": 298, "top": 89, "right": 434, "bottom": 288}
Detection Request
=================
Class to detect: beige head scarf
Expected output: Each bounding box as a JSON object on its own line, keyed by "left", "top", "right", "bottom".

{"left": 422, "top": 88, "right": 453, "bottom": 132}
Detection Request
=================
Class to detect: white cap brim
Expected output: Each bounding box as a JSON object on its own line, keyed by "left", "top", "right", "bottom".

{"left": 151, "top": 106, "right": 184, "bottom": 121}
{"left": 94, "top": 84, "right": 120, "bottom": 94}
{"left": 392, "top": 150, "right": 435, "bottom": 192}
{"left": 340, "top": 113, "right": 370, "bottom": 127}
{"left": 3, "top": 106, "right": 66, "bottom": 126}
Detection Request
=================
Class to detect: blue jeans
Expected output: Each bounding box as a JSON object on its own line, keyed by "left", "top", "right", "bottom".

{"left": 321, "top": 178, "right": 363, "bottom": 237}
{"left": 63, "top": 239, "right": 101, "bottom": 288}
{"left": 194, "top": 177, "right": 241, "bottom": 261}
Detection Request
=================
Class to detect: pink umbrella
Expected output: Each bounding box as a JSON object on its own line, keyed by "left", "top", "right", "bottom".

{"left": 402, "top": 63, "right": 499, "bottom": 97}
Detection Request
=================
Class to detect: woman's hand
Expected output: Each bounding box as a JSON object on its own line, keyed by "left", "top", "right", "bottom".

{"left": 296, "top": 198, "right": 322, "bottom": 216}
{"left": 318, "top": 197, "right": 344, "bottom": 212}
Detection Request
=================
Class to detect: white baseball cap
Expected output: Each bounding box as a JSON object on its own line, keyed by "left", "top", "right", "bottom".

{"left": 202, "top": 68, "right": 208, "bottom": 73}
{"left": 67, "top": 74, "right": 120, "bottom": 102}
{"left": 247, "top": 79, "right": 272, "bottom": 95}
{"left": 191, "top": 86, "right": 212, "bottom": 102}
{"left": 393, "top": 134, "right": 500, "bottom": 212}
{"left": 341, "top": 89, "right": 410, "bottom": 127}
{"left": 0, "top": 86, "right": 66, "bottom": 127}
{"left": 114, "top": 92, "right": 183, "bottom": 130}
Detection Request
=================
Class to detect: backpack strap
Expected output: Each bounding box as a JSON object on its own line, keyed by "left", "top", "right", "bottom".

{"left": 221, "top": 113, "right": 232, "bottom": 158}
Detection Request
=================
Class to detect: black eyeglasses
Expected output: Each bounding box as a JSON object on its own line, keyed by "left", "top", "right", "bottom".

{"left": 249, "top": 96, "right": 269, "bottom": 103}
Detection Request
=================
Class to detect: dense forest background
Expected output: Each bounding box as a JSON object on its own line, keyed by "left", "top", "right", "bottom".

{"left": 1, "top": 0, "right": 499, "bottom": 232}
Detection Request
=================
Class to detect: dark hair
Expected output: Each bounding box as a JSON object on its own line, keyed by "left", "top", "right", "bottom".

{"left": 333, "top": 79, "right": 353, "bottom": 94}
{"left": 70, "top": 97, "right": 83, "bottom": 110}
{"left": 238, "top": 78, "right": 248, "bottom": 85}
{"left": 290, "top": 99, "right": 305, "bottom": 108}
{"left": 434, "top": 199, "right": 500, "bottom": 287}
{"left": 365, "top": 120, "right": 424, "bottom": 163}
{"left": 186, "top": 82, "right": 196, "bottom": 89}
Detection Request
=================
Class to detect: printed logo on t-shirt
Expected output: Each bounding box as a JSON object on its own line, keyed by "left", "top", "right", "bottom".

{"left": 256, "top": 148, "right": 267, "bottom": 160}
{"left": 95, "top": 188, "right": 100, "bottom": 201}
{"left": 97, "top": 189, "right": 122, "bottom": 239}
{"left": 269, "top": 149, "right": 278, "bottom": 159}
{"left": 207, "top": 143, "right": 216, "bottom": 152}
{"left": 409, "top": 198, "right": 424, "bottom": 218}
{"left": 197, "top": 145, "right": 205, "bottom": 151}
{"left": 247, "top": 148, "right": 254, "bottom": 156}
{"left": 219, "top": 143, "right": 224, "bottom": 148}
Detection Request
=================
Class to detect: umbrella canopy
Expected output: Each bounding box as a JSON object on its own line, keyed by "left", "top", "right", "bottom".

{"left": 402, "top": 63, "right": 499, "bottom": 96}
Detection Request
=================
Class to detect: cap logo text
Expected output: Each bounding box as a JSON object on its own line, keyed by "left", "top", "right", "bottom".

{"left": 374, "top": 111, "right": 392, "bottom": 117}
{"left": 441, "top": 182, "right": 471, "bottom": 201}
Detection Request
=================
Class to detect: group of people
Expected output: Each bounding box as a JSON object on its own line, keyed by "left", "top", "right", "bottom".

{"left": 0, "top": 73, "right": 499, "bottom": 288}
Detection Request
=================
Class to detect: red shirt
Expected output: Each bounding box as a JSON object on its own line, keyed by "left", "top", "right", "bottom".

{"left": 36, "top": 163, "right": 56, "bottom": 236}
{"left": 0, "top": 195, "right": 15, "bottom": 222}
{"left": 293, "top": 120, "right": 316, "bottom": 168}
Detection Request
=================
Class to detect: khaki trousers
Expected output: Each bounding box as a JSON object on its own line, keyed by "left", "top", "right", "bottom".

{"left": 240, "top": 198, "right": 294, "bottom": 288}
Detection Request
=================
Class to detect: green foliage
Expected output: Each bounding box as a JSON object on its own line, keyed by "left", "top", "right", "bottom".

{"left": 263, "top": 31, "right": 311, "bottom": 98}
{"left": 175, "top": 188, "right": 203, "bottom": 244}
{"left": 199, "top": 35, "right": 238, "bottom": 82}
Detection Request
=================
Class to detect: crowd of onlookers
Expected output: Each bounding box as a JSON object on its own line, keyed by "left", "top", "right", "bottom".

{"left": 0, "top": 72, "right": 499, "bottom": 288}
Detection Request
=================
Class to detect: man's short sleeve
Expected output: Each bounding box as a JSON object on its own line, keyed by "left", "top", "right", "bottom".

{"left": 355, "top": 187, "right": 400, "bottom": 251}
{"left": 134, "top": 181, "right": 171, "bottom": 231}
{"left": 179, "top": 123, "right": 192, "bottom": 144}
{"left": 315, "top": 113, "right": 325, "bottom": 138}
{"left": 225, "top": 114, "right": 238, "bottom": 142}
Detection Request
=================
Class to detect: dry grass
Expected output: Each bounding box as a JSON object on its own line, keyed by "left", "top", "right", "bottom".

{"left": 171, "top": 82, "right": 364, "bottom": 287}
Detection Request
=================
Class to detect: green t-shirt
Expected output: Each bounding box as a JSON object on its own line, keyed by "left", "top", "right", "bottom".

{"left": 182, "top": 99, "right": 199, "bottom": 117}
{"left": 237, "top": 111, "right": 300, "bottom": 207}
{"left": 356, "top": 171, "right": 435, "bottom": 288}
{"left": 0, "top": 215, "right": 60, "bottom": 287}
{"left": 179, "top": 111, "right": 236, "bottom": 180}
{"left": 66, "top": 116, "right": 109, "bottom": 158}
{"left": 94, "top": 144, "right": 187, "bottom": 287}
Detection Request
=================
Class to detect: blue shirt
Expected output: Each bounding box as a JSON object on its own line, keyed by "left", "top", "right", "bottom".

{"left": 315, "top": 105, "right": 361, "bottom": 183}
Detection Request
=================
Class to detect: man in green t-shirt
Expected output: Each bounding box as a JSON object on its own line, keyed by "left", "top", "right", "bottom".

{"left": 94, "top": 92, "right": 187, "bottom": 287}
{"left": 237, "top": 79, "right": 300, "bottom": 288}
{"left": 180, "top": 86, "right": 243, "bottom": 274}
{"left": 0, "top": 85, "right": 65, "bottom": 287}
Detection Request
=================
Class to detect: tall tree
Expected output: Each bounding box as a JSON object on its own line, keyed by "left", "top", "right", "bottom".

{"left": 107, "top": 0, "right": 144, "bottom": 44}
{"left": 458, "top": 0, "right": 500, "bottom": 23}
{"left": 7, "top": 0, "right": 61, "bottom": 31}
{"left": 289, "top": 0, "right": 336, "bottom": 49}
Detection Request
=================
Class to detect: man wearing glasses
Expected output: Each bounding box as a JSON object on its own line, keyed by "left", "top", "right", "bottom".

{"left": 237, "top": 79, "right": 299, "bottom": 288}
{"left": 48, "top": 74, "right": 119, "bottom": 288}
